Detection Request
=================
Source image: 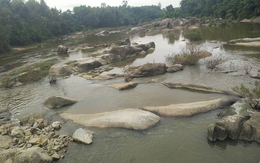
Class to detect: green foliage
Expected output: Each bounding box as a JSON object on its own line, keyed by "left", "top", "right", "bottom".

{"left": 180, "top": 0, "right": 260, "bottom": 19}
{"left": 232, "top": 81, "right": 260, "bottom": 110}
{"left": 183, "top": 30, "right": 202, "bottom": 42}
{"left": 0, "top": 0, "right": 163, "bottom": 54}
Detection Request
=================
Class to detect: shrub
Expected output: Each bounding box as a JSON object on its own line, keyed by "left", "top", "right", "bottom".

{"left": 183, "top": 30, "right": 202, "bottom": 42}
{"left": 165, "top": 45, "right": 202, "bottom": 65}
{"left": 206, "top": 57, "right": 224, "bottom": 71}
{"left": 232, "top": 81, "right": 260, "bottom": 110}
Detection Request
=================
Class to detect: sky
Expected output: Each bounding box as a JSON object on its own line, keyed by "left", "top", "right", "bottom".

{"left": 44, "top": 0, "right": 182, "bottom": 11}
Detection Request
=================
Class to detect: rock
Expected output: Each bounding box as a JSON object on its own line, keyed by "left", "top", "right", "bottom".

{"left": 0, "top": 149, "right": 19, "bottom": 163}
{"left": 239, "top": 112, "right": 260, "bottom": 142}
{"left": 163, "top": 82, "right": 241, "bottom": 96}
{"left": 60, "top": 108, "right": 160, "bottom": 130}
{"left": 10, "top": 128, "right": 24, "bottom": 138}
{"left": 29, "top": 137, "right": 40, "bottom": 145}
{"left": 51, "top": 152, "right": 60, "bottom": 160}
{"left": 111, "top": 38, "right": 131, "bottom": 47}
{"left": 72, "top": 128, "right": 94, "bottom": 145}
{"left": 199, "top": 51, "right": 212, "bottom": 58}
{"left": 159, "top": 18, "right": 173, "bottom": 28}
{"left": 43, "top": 96, "right": 78, "bottom": 109}
{"left": 166, "top": 64, "right": 184, "bottom": 73}
{"left": 128, "top": 63, "right": 167, "bottom": 78}
{"left": 51, "top": 121, "right": 62, "bottom": 130}
{"left": 183, "top": 17, "right": 201, "bottom": 27}
{"left": 75, "top": 58, "right": 102, "bottom": 72}
{"left": 228, "top": 37, "right": 260, "bottom": 46}
{"left": 0, "top": 135, "right": 12, "bottom": 148}
{"left": 13, "top": 147, "right": 52, "bottom": 163}
{"left": 49, "top": 64, "right": 73, "bottom": 76}
{"left": 108, "top": 82, "right": 139, "bottom": 90}
{"left": 143, "top": 97, "right": 239, "bottom": 117}
{"left": 58, "top": 45, "right": 68, "bottom": 55}
{"left": 171, "top": 19, "right": 183, "bottom": 28}
{"left": 208, "top": 115, "right": 249, "bottom": 141}
{"left": 0, "top": 110, "right": 11, "bottom": 125}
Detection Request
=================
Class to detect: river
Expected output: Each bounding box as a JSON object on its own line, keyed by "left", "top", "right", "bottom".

{"left": 1, "top": 23, "right": 260, "bottom": 163}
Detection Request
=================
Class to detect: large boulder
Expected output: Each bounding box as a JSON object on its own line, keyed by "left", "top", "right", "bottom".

{"left": 183, "top": 17, "right": 201, "bottom": 27}
{"left": 44, "top": 96, "right": 78, "bottom": 109}
{"left": 0, "top": 148, "right": 52, "bottom": 163}
{"left": 57, "top": 45, "right": 68, "bottom": 55}
{"left": 171, "top": 19, "right": 183, "bottom": 28}
{"left": 60, "top": 108, "right": 160, "bottom": 130}
{"left": 208, "top": 115, "right": 249, "bottom": 141}
{"left": 143, "top": 97, "right": 239, "bottom": 117}
{"left": 103, "top": 42, "right": 155, "bottom": 64}
{"left": 128, "top": 63, "right": 167, "bottom": 78}
{"left": 75, "top": 58, "right": 102, "bottom": 72}
{"left": 49, "top": 64, "right": 73, "bottom": 76}
{"left": 239, "top": 112, "right": 260, "bottom": 142}
{"left": 159, "top": 18, "right": 173, "bottom": 28}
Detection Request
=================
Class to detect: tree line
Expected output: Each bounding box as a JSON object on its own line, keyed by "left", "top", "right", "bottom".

{"left": 0, "top": 0, "right": 162, "bottom": 54}
{"left": 179, "top": 0, "right": 260, "bottom": 19}
{"left": 1, "top": 0, "right": 260, "bottom": 54}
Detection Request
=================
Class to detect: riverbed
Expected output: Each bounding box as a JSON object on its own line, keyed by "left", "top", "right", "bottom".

{"left": 1, "top": 23, "right": 260, "bottom": 163}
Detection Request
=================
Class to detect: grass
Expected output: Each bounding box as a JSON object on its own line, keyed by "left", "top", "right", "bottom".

{"left": 232, "top": 81, "right": 260, "bottom": 110}
{"left": 65, "top": 60, "right": 77, "bottom": 67}
{"left": 1, "top": 59, "right": 57, "bottom": 88}
{"left": 166, "top": 45, "right": 203, "bottom": 65}
{"left": 183, "top": 30, "right": 202, "bottom": 42}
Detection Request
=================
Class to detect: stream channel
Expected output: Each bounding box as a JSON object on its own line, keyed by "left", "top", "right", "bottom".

{"left": 1, "top": 23, "right": 260, "bottom": 163}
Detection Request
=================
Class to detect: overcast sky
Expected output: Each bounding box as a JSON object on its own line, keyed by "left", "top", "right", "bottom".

{"left": 44, "top": 0, "right": 181, "bottom": 11}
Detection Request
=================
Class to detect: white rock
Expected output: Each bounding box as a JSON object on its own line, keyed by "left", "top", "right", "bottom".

{"left": 72, "top": 128, "right": 94, "bottom": 145}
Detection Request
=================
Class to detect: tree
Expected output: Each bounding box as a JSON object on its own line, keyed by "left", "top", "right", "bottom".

{"left": 158, "top": 2, "right": 162, "bottom": 9}
{"left": 122, "top": 0, "right": 128, "bottom": 7}
{"left": 101, "top": 3, "right": 106, "bottom": 8}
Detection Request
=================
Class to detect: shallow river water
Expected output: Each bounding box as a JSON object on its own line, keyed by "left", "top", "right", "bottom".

{"left": 1, "top": 23, "right": 260, "bottom": 163}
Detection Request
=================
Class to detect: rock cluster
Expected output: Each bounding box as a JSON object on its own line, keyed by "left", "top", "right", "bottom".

{"left": 208, "top": 112, "right": 260, "bottom": 142}
{"left": 0, "top": 119, "right": 72, "bottom": 162}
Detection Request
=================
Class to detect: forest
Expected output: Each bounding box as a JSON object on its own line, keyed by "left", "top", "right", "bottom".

{"left": 1, "top": 0, "right": 260, "bottom": 54}
{"left": 179, "top": 0, "right": 260, "bottom": 19}
{"left": 0, "top": 0, "right": 162, "bottom": 54}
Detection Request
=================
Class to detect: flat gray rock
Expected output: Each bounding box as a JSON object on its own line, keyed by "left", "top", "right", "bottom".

{"left": 143, "top": 97, "right": 238, "bottom": 117}
{"left": 60, "top": 108, "right": 160, "bottom": 130}
{"left": 108, "top": 82, "right": 139, "bottom": 90}
{"left": 44, "top": 96, "right": 78, "bottom": 109}
{"left": 73, "top": 128, "right": 94, "bottom": 145}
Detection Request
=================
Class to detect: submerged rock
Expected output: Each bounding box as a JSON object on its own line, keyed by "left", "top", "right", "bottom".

{"left": 108, "top": 82, "right": 139, "bottom": 90}
{"left": 163, "top": 82, "right": 241, "bottom": 96}
{"left": 44, "top": 96, "right": 78, "bottom": 109}
{"left": 60, "top": 108, "right": 160, "bottom": 130}
{"left": 142, "top": 97, "right": 239, "bottom": 117}
{"left": 228, "top": 37, "right": 260, "bottom": 46}
{"left": 73, "top": 128, "right": 94, "bottom": 145}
